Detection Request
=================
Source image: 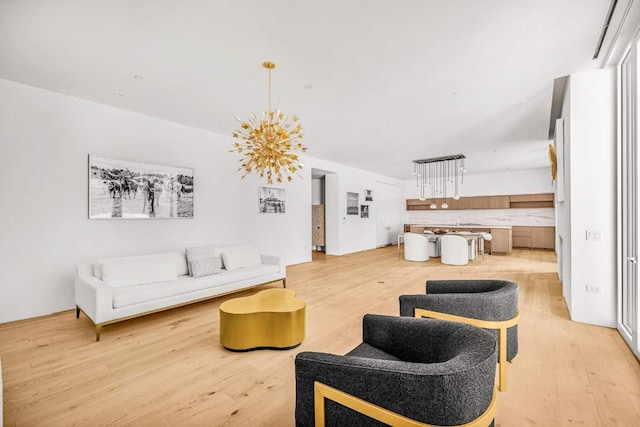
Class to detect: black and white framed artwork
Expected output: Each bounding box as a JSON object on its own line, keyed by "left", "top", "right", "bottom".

{"left": 365, "top": 189, "right": 373, "bottom": 201}
{"left": 259, "top": 186, "right": 286, "bottom": 213}
{"left": 347, "top": 192, "right": 359, "bottom": 215}
{"left": 89, "top": 154, "right": 194, "bottom": 219}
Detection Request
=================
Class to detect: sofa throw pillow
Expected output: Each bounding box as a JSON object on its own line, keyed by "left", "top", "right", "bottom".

{"left": 221, "top": 247, "right": 262, "bottom": 271}
{"left": 186, "top": 246, "right": 222, "bottom": 277}
{"left": 101, "top": 259, "right": 178, "bottom": 288}
{"left": 212, "top": 245, "right": 253, "bottom": 269}
{"left": 190, "top": 256, "right": 222, "bottom": 278}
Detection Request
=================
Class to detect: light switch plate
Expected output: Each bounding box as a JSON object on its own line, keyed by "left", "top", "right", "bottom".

{"left": 586, "top": 230, "right": 601, "bottom": 241}
{"left": 586, "top": 285, "right": 602, "bottom": 293}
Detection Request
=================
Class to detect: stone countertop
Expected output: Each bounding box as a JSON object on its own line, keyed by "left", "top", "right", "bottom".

{"left": 408, "top": 224, "right": 513, "bottom": 230}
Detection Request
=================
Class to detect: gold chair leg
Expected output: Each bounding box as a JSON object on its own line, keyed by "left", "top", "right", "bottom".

{"left": 283, "top": 278, "right": 287, "bottom": 288}
{"left": 498, "top": 328, "right": 507, "bottom": 391}
{"left": 96, "top": 325, "right": 102, "bottom": 342}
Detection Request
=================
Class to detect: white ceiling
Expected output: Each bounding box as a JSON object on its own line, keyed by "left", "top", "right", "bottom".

{"left": 0, "top": 0, "right": 613, "bottom": 179}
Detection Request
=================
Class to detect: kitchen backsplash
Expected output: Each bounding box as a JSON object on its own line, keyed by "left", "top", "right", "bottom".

{"left": 406, "top": 208, "right": 555, "bottom": 226}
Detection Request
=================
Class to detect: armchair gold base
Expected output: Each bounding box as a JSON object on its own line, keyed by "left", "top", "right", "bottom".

{"left": 314, "top": 381, "right": 497, "bottom": 427}
{"left": 414, "top": 308, "right": 520, "bottom": 392}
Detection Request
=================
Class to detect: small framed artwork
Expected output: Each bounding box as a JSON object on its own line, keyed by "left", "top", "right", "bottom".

{"left": 365, "top": 189, "right": 373, "bottom": 201}
{"left": 259, "top": 186, "right": 286, "bottom": 213}
{"left": 347, "top": 192, "right": 359, "bottom": 215}
{"left": 360, "top": 205, "right": 369, "bottom": 218}
{"left": 89, "top": 154, "right": 194, "bottom": 219}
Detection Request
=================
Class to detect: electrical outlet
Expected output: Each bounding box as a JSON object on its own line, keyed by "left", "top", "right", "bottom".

{"left": 586, "top": 285, "right": 602, "bottom": 294}
{"left": 586, "top": 230, "right": 601, "bottom": 241}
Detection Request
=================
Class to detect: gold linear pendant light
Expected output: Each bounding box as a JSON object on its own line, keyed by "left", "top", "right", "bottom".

{"left": 231, "top": 61, "right": 307, "bottom": 184}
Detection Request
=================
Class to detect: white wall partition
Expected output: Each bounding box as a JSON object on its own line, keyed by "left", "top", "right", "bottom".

{"left": 558, "top": 83, "right": 573, "bottom": 313}
{"left": 558, "top": 68, "right": 617, "bottom": 328}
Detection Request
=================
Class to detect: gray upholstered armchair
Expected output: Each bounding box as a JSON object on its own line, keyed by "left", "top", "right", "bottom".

{"left": 400, "top": 279, "right": 519, "bottom": 391}
{"left": 295, "top": 314, "right": 498, "bottom": 427}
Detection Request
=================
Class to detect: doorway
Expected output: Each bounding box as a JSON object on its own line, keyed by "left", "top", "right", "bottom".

{"left": 312, "top": 174, "right": 326, "bottom": 253}
{"left": 375, "top": 182, "right": 403, "bottom": 248}
{"left": 312, "top": 168, "right": 337, "bottom": 255}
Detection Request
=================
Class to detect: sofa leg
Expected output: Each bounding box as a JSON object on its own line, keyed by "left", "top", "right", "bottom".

{"left": 96, "top": 325, "right": 102, "bottom": 342}
{"left": 76, "top": 305, "right": 80, "bottom": 319}
{"left": 283, "top": 278, "right": 287, "bottom": 288}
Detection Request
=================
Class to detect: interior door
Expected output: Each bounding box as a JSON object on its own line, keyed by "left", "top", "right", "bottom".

{"left": 375, "top": 182, "right": 403, "bottom": 248}
{"left": 619, "top": 44, "right": 639, "bottom": 358}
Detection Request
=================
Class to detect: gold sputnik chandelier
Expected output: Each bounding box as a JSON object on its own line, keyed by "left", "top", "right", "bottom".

{"left": 231, "top": 61, "right": 307, "bottom": 184}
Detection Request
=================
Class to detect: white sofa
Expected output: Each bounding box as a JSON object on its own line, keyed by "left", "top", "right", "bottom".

{"left": 75, "top": 245, "right": 286, "bottom": 341}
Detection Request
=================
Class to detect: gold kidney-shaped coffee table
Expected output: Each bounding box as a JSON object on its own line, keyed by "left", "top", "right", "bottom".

{"left": 219, "top": 288, "right": 306, "bottom": 351}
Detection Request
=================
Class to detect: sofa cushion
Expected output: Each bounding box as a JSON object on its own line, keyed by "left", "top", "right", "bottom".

{"left": 185, "top": 246, "right": 222, "bottom": 277}
{"left": 221, "top": 247, "right": 262, "bottom": 271}
{"left": 112, "top": 263, "right": 280, "bottom": 308}
{"left": 101, "top": 258, "right": 178, "bottom": 288}
{"left": 94, "top": 252, "right": 188, "bottom": 278}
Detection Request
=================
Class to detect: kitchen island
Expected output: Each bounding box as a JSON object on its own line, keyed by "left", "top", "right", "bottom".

{"left": 404, "top": 224, "right": 513, "bottom": 254}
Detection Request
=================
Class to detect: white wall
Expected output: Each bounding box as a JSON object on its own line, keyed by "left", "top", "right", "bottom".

{"left": 558, "top": 68, "right": 617, "bottom": 328}
{"left": 0, "top": 79, "right": 404, "bottom": 323}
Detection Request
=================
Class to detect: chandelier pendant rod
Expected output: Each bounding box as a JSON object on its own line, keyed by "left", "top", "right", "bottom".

{"left": 268, "top": 66, "right": 272, "bottom": 120}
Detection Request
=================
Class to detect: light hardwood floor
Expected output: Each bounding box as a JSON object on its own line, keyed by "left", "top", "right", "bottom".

{"left": 1, "top": 247, "right": 639, "bottom": 426}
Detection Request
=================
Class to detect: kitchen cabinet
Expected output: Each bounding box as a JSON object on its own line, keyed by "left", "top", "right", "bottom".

{"left": 509, "top": 193, "right": 554, "bottom": 209}
{"left": 488, "top": 196, "right": 510, "bottom": 209}
{"left": 512, "top": 226, "right": 532, "bottom": 248}
{"left": 456, "top": 198, "right": 470, "bottom": 209}
{"left": 510, "top": 226, "right": 555, "bottom": 249}
{"left": 407, "top": 193, "right": 549, "bottom": 211}
{"left": 490, "top": 228, "right": 512, "bottom": 254}
{"left": 531, "top": 226, "right": 555, "bottom": 250}
{"left": 406, "top": 198, "right": 458, "bottom": 210}
{"left": 469, "top": 197, "right": 484, "bottom": 209}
